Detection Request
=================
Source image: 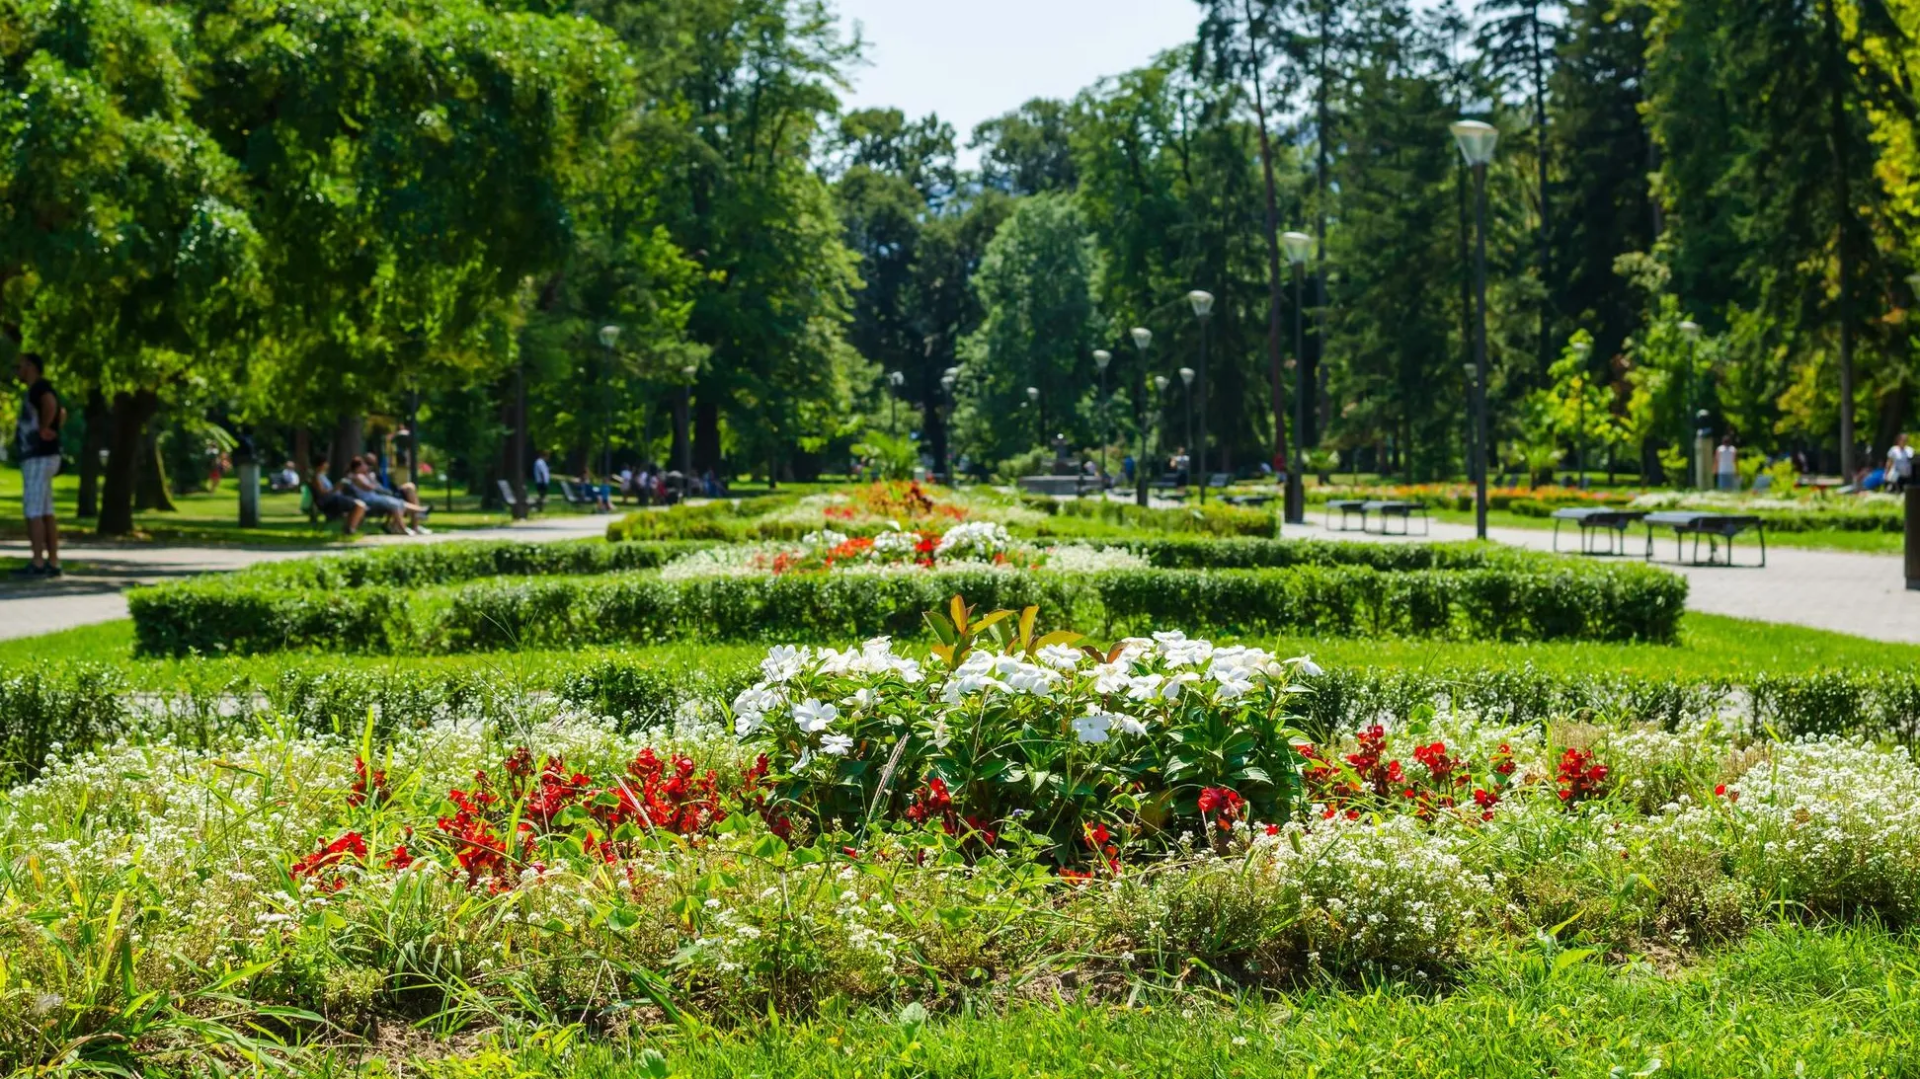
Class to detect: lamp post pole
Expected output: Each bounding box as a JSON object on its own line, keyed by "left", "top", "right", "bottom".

{"left": 598, "top": 324, "right": 621, "bottom": 496}
{"left": 1449, "top": 120, "right": 1499, "bottom": 541}
{"left": 940, "top": 368, "right": 958, "bottom": 483}
{"left": 1131, "top": 327, "right": 1153, "bottom": 507}
{"left": 1282, "top": 233, "right": 1314, "bottom": 525}
{"left": 887, "top": 370, "right": 905, "bottom": 438}
{"left": 1572, "top": 339, "right": 1591, "bottom": 487}
{"left": 1179, "top": 366, "right": 1195, "bottom": 493}
{"left": 1094, "top": 350, "right": 1112, "bottom": 484}
{"left": 681, "top": 364, "right": 698, "bottom": 493}
{"left": 1678, "top": 320, "right": 1701, "bottom": 488}
{"left": 1187, "top": 291, "right": 1214, "bottom": 502}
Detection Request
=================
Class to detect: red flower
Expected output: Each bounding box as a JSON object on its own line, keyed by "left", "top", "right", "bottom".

{"left": 1197, "top": 787, "right": 1245, "bottom": 831}
{"left": 291, "top": 831, "right": 369, "bottom": 891}
{"left": 1555, "top": 748, "right": 1609, "bottom": 806}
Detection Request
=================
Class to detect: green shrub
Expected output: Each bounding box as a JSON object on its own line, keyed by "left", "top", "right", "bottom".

{"left": 239, "top": 539, "right": 713, "bottom": 589}
{"left": 1021, "top": 497, "right": 1278, "bottom": 537}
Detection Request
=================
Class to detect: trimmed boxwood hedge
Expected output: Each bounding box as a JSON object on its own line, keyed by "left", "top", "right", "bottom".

{"left": 238, "top": 538, "right": 716, "bottom": 589}
{"left": 6, "top": 660, "right": 1916, "bottom": 788}
{"left": 129, "top": 557, "right": 1686, "bottom": 658}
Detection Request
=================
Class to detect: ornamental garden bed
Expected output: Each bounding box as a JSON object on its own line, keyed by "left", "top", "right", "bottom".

{"left": 5, "top": 606, "right": 1918, "bottom": 1068}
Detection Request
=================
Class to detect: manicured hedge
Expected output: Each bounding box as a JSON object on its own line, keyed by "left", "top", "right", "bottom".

{"left": 9, "top": 659, "right": 1918, "bottom": 788}
{"left": 129, "top": 557, "right": 1686, "bottom": 658}
{"left": 1117, "top": 537, "right": 1511, "bottom": 572}
{"left": 238, "top": 539, "right": 715, "bottom": 589}
{"left": 1020, "top": 496, "right": 1278, "bottom": 537}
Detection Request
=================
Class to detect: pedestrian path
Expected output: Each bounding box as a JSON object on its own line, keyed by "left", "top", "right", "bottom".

{"left": 0, "top": 514, "right": 613, "bottom": 641}
{"left": 1289, "top": 515, "right": 1920, "bottom": 645}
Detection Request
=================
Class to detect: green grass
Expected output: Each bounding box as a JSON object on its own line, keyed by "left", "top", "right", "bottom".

{"left": 1429, "top": 507, "right": 1909, "bottom": 555}
{"left": 0, "top": 464, "right": 512, "bottom": 545}
{"left": 390, "top": 925, "right": 1918, "bottom": 1079}
{"left": 9, "top": 609, "right": 1916, "bottom": 686}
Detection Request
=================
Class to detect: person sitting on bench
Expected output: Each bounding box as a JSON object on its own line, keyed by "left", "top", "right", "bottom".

{"left": 310, "top": 464, "right": 368, "bottom": 535}
{"left": 269, "top": 460, "right": 302, "bottom": 492}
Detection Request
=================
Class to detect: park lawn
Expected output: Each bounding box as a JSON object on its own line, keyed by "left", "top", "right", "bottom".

{"left": 0, "top": 463, "right": 511, "bottom": 544}
{"left": 6, "top": 610, "right": 1915, "bottom": 686}
{"left": 376, "top": 925, "right": 1917, "bottom": 1079}
{"left": 1428, "top": 506, "right": 1908, "bottom": 555}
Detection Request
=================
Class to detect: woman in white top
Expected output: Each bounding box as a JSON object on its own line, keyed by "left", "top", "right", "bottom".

{"left": 1715, "top": 435, "right": 1739, "bottom": 491}
{"left": 1887, "top": 433, "right": 1913, "bottom": 492}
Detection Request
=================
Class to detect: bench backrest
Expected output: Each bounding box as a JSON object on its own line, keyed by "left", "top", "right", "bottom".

{"left": 497, "top": 478, "right": 520, "bottom": 507}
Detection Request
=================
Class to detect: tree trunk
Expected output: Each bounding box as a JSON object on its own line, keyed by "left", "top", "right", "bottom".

{"left": 694, "top": 399, "right": 721, "bottom": 475}
{"left": 329, "top": 413, "right": 364, "bottom": 478}
{"left": 134, "top": 422, "right": 176, "bottom": 513}
{"left": 293, "top": 427, "right": 311, "bottom": 482}
{"left": 98, "top": 389, "right": 158, "bottom": 536}
{"left": 1826, "top": 0, "right": 1856, "bottom": 482}
{"left": 1242, "top": 0, "right": 1290, "bottom": 478}
{"left": 76, "top": 391, "right": 108, "bottom": 519}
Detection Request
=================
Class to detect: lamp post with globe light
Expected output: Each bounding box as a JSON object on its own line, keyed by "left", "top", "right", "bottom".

{"left": 1131, "top": 327, "right": 1153, "bottom": 506}
{"left": 1187, "top": 291, "right": 1214, "bottom": 502}
{"left": 1026, "top": 386, "right": 1041, "bottom": 456}
{"left": 1094, "top": 349, "right": 1113, "bottom": 482}
{"left": 1449, "top": 119, "right": 1498, "bottom": 540}
{"left": 1178, "top": 366, "right": 1195, "bottom": 491}
{"left": 940, "top": 367, "right": 959, "bottom": 482}
{"left": 1571, "top": 338, "right": 1592, "bottom": 487}
{"left": 1281, "top": 231, "right": 1314, "bottom": 524}
{"left": 886, "top": 371, "right": 906, "bottom": 438}
{"left": 598, "top": 324, "right": 621, "bottom": 490}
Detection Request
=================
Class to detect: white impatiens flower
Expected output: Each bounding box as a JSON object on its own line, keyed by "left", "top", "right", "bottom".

{"left": 732, "top": 684, "right": 784, "bottom": 736}
{"left": 819, "top": 733, "right": 855, "bottom": 757}
{"left": 1091, "top": 660, "right": 1133, "bottom": 695}
{"left": 1072, "top": 710, "right": 1113, "bottom": 744}
{"left": 934, "top": 521, "right": 1014, "bottom": 560}
{"left": 793, "top": 698, "right": 840, "bottom": 734}
{"left": 1287, "top": 654, "right": 1325, "bottom": 678}
{"left": 1125, "top": 673, "right": 1165, "bottom": 702}
{"left": 762, "top": 645, "right": 810, "bottom": 683}
{"left": 1037, "top": 643, "right": 1084, "bottom": 671}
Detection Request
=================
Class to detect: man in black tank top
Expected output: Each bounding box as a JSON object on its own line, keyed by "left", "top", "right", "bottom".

{"left": 13, "top": 352, "right": 63, "bottom": 578}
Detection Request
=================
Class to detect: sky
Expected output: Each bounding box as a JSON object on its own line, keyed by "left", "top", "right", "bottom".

{"left": 833, "top": 0, "right": 1204, "bottom": 162}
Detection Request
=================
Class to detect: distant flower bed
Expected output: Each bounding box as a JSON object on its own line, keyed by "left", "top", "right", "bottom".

{"left": 1305, "top": 482, "right": 1637, "bottom": 512}
{"left": 659, "top": 522, "right": 1147, "bottom": 580}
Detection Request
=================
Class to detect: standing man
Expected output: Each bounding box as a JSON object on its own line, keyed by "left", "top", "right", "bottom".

{"left": 532, "top": 450, "right": 551, "bottom": 510}
{"left": 1887, "top": 433, "right": 1913, "bottom": 493}
{"left": 14, "top": 353, "right": 64, "bottom": 578}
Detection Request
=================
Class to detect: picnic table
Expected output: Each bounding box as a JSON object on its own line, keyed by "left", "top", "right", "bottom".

{"left": 1643, "top": 511, "right": 1768, "bottom": 567}
{"left": 1324, "top": 499, "right": 1370, "bottom": 532}
{"left": 1363, "top": 500, "right": 1429, "bottom": 536}
{"left": 1550, "top": 507, "right": 1648, "bottom": 556}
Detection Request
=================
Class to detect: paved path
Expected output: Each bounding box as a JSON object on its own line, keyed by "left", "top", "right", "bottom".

{"left": 0, "top": 513, "right": 613, "bottom": 641}
{"left": 1285, "top": 514, "right": 1920, "bottom": 645}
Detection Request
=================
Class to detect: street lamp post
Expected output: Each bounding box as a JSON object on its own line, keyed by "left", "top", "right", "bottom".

{"left": 887, "top": 370, "right": 906, "bottom": 438}
{"left": 1449, "top": 119, "right": 1499, "bottom": 541}
{"left": 1093, "top": 349, "right": 1112, "bottom": 483}
{"left": 1178, "top": 366, "right": 1195, "bottom": 492}
{"left": 1187, "top": 291, "right": 1214, "bottom": 502}
{"left": 1679, "top": 319, "right": 1702, "bottom": 489}
{"left": 598, "top": 324, "right": 621, "bottom": 491}
{"left": 1281, "top": 231, "right": 1314, "bottom": 525}
{"left": 680, "top": 363, "right": 698, "bottom": 494}
{"left": 1131, "top": 327, "right": 1153, "bottom": 507}
{"left": 1463, "top": 364, "right": 1479, "bottom": 489}
{"left": 1026, "top": 386, "right": 1041, "bottom": 458}
{"left": 1571, "top": 339, "right": 1592, "bottom": 487}
{"left": 940, "top": 368, "right": 958, "bottom": 483}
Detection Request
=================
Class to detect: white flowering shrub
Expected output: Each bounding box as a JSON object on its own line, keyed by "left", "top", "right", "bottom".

{"left": 1263, "top": 814, "right": 1493, "bottom": 969}
{"left": 730, "top": 608, "right": 1314, "bottom": 854}
{"left": 932, "top": 521, "right": 1014, "bottom": 560}
{"left": 1644, "top": 737, "right": 1920, "bottom": 919}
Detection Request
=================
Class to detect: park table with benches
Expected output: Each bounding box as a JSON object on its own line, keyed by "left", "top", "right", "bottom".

{"left": 1642, "top": 510, "right": 1768, "bottom": 568}
{"left": 1550, "top": 507, "right": 1648, "bottom": 556}
{"left": 1323, "top": 499, "right": 1430, "bottom": 535}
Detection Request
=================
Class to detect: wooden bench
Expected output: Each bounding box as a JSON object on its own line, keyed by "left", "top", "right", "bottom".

{"left": 556, "top": 479, "right": 600, "bottom": 512}
{"left": 1018, "top": 475, "right": 1099, "bottom": 497}
{"left": 1551, "top": 507, "right": 1648, "bottom": 556}
{"left": 1363, "top": 500, "right": 1429, "bottom": 536}
{"left": 1324, "top": 499, "right": 1369, "bottom": 532}
{"left": 1643, "top": 511, "right": 1767, "bottom": 567}
{"left": 497, "top": 478, "right": 535, "bottom": 516}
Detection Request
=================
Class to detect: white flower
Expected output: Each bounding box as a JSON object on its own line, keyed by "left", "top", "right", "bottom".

{"left": 1287, "top": 654, "right": 1325, "bottom": 678}
{"left": 793, "top": 698, "right": 840, "bottom": 734}
{"left": 1072, "top": 711, "right": 1112, "bottom": 744}
{"left": 1037, "top": 644, "right": 1084, "bottom": 671}
{"left": 1111, "top": 712, "right": 1149, "bottom": 737}
{"left": 1091, "top": 661, "right": 1133, "bottom": 694}
{"left": 761, "top": 645, "right": 810, "bottom": 683}
{"left": 1125, "top": 674, "right": 1165, "bottom": 701}
{"left": 820, "top": 733, "right": 855, "bottom": 757}
{"left": 732, "top": 683, "right": 784, "bottom": 737}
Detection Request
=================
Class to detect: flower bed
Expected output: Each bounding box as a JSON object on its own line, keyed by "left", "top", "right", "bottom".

{"left": 8, "top": 621, "right": 1920, "bottom": 1059}
{"left": 659, "top": 523, "right": 1148, "bottom": 580}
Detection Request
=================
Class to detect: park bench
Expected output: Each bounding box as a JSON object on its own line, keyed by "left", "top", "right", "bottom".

{"left": 1018, "top": 475, "right": 1099, "bottom": 498}
{"left": 1643, "top": 511, "right": 1767, "bottom": 568}
{"left": 1363, "top": 500, "right": 1429, "bottom": 536}
{"left": 496, "top": 479, "right": 535, "bottom": 516}
{"left": 1325, "top": 499, "right": 1370, "bottom": 532}
{"left": 556, "top": 479, "right": 599, "bottom": 512}
{"left": 1550, "top": 507, "right": 1648, "bottom": 556}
